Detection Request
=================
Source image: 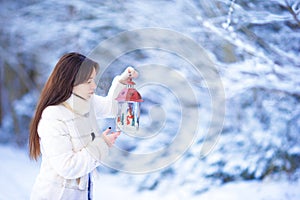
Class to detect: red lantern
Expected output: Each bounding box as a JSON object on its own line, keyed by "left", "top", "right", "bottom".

{"left": 115, "top": 76, "right": 143, "bottom": 134}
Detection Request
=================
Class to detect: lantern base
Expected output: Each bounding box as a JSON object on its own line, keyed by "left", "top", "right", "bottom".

{"left": 116, "top": 124, "right": 139, "bottom": 134}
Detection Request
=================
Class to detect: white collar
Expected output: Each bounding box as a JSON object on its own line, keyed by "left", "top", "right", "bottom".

{"left": 64, "top": 93, "right": 91, "bottom": 116}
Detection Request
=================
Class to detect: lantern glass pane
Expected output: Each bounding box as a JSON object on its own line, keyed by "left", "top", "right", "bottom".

{"left": 116, "top": 101, "right": 140, "bottom": 134}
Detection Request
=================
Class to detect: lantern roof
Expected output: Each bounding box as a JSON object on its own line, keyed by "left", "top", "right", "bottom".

{"left": 115, "top": 87, "right": 143, "bottom": 102}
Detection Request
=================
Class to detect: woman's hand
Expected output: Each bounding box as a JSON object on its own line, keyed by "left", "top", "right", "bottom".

{"left": 102, "top": 128, "right": 121, "bottom": 147}
{"left": 119, "top": 66, "right": 139, "bottom": 84}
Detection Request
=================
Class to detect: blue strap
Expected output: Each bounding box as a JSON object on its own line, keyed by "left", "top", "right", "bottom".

{"left": 88, "top": 173, "right": 92, "bottom": 200}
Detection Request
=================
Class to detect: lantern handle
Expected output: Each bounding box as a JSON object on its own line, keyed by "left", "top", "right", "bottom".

{"left": 126, "top": 78, "right": 136, "bottom": 85}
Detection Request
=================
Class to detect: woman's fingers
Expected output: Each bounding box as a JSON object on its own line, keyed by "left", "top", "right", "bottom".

{"left": 102, "top": 127, "right": 112, "bottom": 136}
{"left": 102, "top": 129, "right": 121, "bottom": 147}
{"left": 110, "top": 131, "right": 121, "bottom": 142}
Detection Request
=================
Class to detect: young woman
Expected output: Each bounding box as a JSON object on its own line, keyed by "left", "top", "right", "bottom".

{"left": 29, "top": 52, "right": 137, "bottom": 199}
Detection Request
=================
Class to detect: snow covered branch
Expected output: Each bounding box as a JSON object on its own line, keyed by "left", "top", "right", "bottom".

{"left": 284, "top": 0, "right": 300, "bottom": 26}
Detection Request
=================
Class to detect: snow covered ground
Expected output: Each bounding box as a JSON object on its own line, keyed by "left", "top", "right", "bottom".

{"left": 1, "top": 145, "right": 299, "bottom": 200}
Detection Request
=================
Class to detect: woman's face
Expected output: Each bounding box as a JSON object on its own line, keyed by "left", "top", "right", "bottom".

{"left": 72, "top": 67, "right": 97, "bottom": 100}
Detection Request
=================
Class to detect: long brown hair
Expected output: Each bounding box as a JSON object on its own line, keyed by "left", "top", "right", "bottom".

{"left": 29, "top": 52, "right": 99, "bottom": 160}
